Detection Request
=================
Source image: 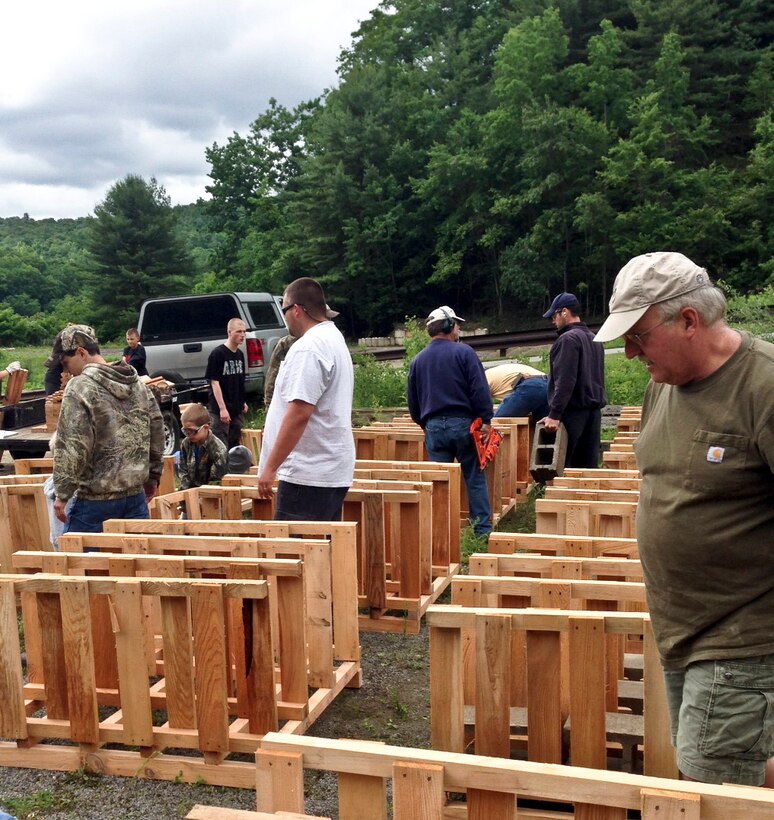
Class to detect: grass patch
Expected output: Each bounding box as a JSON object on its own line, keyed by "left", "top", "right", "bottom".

{"left": 2, "top": 789, "right": 68, "bottom": 818}
{"left": 496, "top": 484, "right": 545, "bottom": 534}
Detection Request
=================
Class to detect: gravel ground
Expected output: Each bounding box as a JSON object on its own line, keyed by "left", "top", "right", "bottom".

{"left": 0, "top": 628, "right": 431, "bottom": 820}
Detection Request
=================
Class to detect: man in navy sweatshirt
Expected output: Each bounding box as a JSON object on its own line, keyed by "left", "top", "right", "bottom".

{"left": 407, "top": 306, "right": 493, "bottom": 537}
{"left": 540, "top": 292, "right": 607, "bottom": 468}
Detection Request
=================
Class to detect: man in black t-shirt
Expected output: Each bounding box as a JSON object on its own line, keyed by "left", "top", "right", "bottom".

{"left": 206, "top": 318, "right": 248, "bottom": 448}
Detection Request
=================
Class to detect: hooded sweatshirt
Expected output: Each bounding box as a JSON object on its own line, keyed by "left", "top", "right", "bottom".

{"left": 53, "top": 362, "right": 164, "bottom": 501}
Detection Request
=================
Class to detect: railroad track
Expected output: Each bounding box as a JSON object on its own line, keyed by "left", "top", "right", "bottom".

{"left": 364, "top": 325, "right": 602, "bottom": 361}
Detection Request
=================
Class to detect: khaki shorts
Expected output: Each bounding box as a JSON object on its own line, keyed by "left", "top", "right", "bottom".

{"left": 663, "top": 654, "right": 774, "bottom": 785}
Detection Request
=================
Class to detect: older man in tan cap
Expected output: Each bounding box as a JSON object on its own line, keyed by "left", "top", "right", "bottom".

{"left": 597, "top": 251, "right": 774, "bottom": 787}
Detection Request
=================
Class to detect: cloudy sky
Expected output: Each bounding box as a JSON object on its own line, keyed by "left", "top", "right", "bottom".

{"left": 0, "top": 0, "right": 379, "bottom": 220}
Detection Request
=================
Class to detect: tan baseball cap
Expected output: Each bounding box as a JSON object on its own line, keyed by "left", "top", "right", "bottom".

{"left": 595, "top": 251, "right": 709, "bottom": 343}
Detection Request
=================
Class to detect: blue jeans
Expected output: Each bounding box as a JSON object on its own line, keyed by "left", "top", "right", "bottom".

{"left": 424, "top": 416, "right": 491, "bottom": 536}
{"left": 64, "top": 491, "right": 149, "bottom": 534}
{"left": 494, "top": 376, "right": 549, "bottom": 419}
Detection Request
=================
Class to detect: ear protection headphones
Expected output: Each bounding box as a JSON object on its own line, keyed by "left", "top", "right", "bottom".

{"left": 440, "top": 307, "right": 455, "bottom": 334}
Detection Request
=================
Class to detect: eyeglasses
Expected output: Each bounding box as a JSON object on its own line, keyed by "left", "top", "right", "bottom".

{"left": 623, "top": 317, "right": 669, "bottom": 347}
{"left": 281, "top": 302, "right": 303, "bottom": 315}
{"left": 182, "top": 424, "right": 205, "bottom": 437}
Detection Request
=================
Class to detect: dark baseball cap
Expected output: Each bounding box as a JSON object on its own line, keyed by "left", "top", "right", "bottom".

{"left": 542, "top": 292, "right": 580, "bottom": 319}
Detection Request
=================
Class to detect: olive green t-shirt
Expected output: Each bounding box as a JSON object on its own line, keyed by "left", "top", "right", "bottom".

{"left": 635, "top": 332, "right": 774, "bottom": 669}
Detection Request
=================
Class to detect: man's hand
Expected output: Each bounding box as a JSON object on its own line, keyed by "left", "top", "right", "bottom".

{"left": 219, "top": 407, "right": 231, "bottom": 424}
{"left": 541, "top": 416, "right": 560, "bottom": 431}
{"left": 5, "top": 361, "right": 20, "bottom": 374}
{"left": 480, "top": 423, "right": 492, "bottom": 444}
{"left": 144, "top": 482, "right": 159, "bottom": 503}
{"left": 257, "top": 465, "right": 276, "bottom": 499}
{"left": 53, "top": 498, "right": 69, "bottom": 523}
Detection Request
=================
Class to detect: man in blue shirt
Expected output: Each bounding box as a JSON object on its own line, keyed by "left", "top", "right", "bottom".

{"left": 407, "top": 306, "right": 493, "bottom": 537}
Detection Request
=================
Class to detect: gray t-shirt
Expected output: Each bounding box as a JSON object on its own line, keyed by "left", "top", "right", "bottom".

{"left": 635, "top": 332, "right": 774, "bottom": 668}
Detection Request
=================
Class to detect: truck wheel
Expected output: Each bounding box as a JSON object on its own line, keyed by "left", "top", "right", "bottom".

{"left": 162, "top": 410, "right": 181, "bottom": 456}
{"left": 152, "top": 370, "right": 186, "bottom": 389}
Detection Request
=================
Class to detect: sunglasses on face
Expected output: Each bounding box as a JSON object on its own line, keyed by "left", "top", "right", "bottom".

{"left": 182, "top": 424, "right": 205, "bottom": 437}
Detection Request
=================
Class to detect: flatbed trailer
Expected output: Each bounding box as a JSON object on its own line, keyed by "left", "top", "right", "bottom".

{"left": 0, "top": 384, "right": 210, "bottom": 460}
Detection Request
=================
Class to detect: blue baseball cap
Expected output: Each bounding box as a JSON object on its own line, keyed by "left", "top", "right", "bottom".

{"left": 542, "top": 292, "right": 580, "bottom": 319}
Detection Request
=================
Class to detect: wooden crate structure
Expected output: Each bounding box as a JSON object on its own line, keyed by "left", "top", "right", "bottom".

{"left": 251, "top": 733, "right": 774, "bottom": 820}
{"left": 0, "top": 482, "right": 51, "bottom": 572}
{"left": 352, "top": 427, "right": 426, "bottom": 461}
{"left": 563, "top": 468, "right": 640, "bottom": 479}
{"left": 0, "top": 473, "right": 49, "bottom": 485}
{"left": 602, "top": 450, "right": 639, "bottom": 470}
{"left": 487, "top": 532, "right": 638, "bottom": 559}
{"left": 0, "top": 573, "right": 308, "bottom": 786}
{"left": 451, "top": 574, "right": 648, "bottom": 728}
{"left": 188, "top": 808, "right": 328, "bottom": 820}
{"left": 14, "top": 539, "right": 360, "bottom": 695}
{"left": 99, "top": 520, "right": 360, "bottom": 664}
{"left": 492, "top": 416, "right": 531, "bottom": 495}
{"left": 12, "top": 457, "right": 53, "bottom": 475}
{"left": 352, "top": 466, "right": 460, "bottom": 572}
{"left": 154, "top": 482, "right": 456, "bottom": 634}
{"left": 239, "top": 428, "right": 263, "bottom": 467}
{"left": 469, "top": 553, "right": 645, "bottom": 583}
{"left": 535, "top": 498, "right": 637, "bottom": 537}
{"left": 544, "top": 486, "right": 640, "bottom": 503}
{"left": 551, "top": 475, "right": 641, "bottom": 491}
{"left": 427, "top": 606, "right": 674, "bottom": 782}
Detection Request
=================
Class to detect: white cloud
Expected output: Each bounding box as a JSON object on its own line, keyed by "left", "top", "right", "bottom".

{"left": 0, "top": 0, "right": 377, "bottom": 219}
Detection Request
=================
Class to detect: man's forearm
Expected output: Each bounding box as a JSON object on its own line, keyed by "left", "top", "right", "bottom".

{"left": 210, "top": 380, "right": 227, "bottom": 412}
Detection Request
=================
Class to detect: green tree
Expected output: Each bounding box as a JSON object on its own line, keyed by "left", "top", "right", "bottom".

{"left": 86, "top": 175, "right": 191, "bottom": 338}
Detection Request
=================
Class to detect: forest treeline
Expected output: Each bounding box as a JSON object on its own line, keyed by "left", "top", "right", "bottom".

{"left": 0, "top": 0, "right": 772, "bottom": 343}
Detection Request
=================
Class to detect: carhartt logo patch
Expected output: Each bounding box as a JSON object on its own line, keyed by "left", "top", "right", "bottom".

{"left": 706, "top": 446, "right": 725, "bottom": 463}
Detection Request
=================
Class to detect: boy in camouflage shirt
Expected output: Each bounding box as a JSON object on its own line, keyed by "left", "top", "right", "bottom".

{"left": 178, "top": 403, "right": 228, "bottom": 489}
{"left": 52, "top": 324, "right": 164, "bottom": 532}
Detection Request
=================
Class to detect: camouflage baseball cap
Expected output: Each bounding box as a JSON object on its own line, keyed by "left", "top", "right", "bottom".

{"left": 50, "top": 324, "right": 99, "bottom": 364}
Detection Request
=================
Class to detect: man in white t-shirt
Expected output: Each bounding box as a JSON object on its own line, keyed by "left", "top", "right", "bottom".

{"left": 257, "top": 277, "right": 355, "bottom": 520}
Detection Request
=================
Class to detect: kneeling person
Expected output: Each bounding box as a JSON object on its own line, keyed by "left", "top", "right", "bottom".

{"left": 178, "top": 404, "right": 229, "bottom": 490}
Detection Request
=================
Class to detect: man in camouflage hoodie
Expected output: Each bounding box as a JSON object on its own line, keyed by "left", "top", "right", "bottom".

{"left": 52, "top": 324, "right": 164, "bottom": 532}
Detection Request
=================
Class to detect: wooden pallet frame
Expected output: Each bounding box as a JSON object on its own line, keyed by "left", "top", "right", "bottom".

{"left": 151, "top": 483, "right": 457, "bottom": 634}
{"left": 487, "top": 532, "right": 638, "bottom": 559}
{"left": 0, "top": 482, "right": 51, "bottom": 572}
{"left": 0, "top": 573, "right": 359, "bottom": 786}
{"left": 427, "top": 606, "right": 675, "bottom": 781}
{"left": 535, "top": 498, "right": 637, "bottom": 538}
{"left": 98, "top": 521, "right": 360, "bottom": 664}
{"left": 251, "top": 733, "right": 774, "bottom": 820}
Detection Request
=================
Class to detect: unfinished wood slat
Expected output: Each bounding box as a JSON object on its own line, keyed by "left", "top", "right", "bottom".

{"left": 338, "top": 770, "right": 387, "bottom": 820}
{"left": 191, "top": 583, "right": 230, "bottom": 757}
{"left": 569, "top": 616, "right": 609, "bottom": 786}
{"left": 467, "top": 789, "right": 516, "bottom": 820}
{"left": 392, "top": 761, "right": 443, "bottom": 820}
{"left": 113, "top": 580, "right": 154, "bottom": 746}
{"left": 245, "top": 594, "right": 278, "bottom": 734}
{"left": 474, "top": 613, "right": 511, "bottom": 758}
{"left": 641, "top": 788, "right": 700, "bottom": 820}
{"left": 254, "top": 749, "right": 305, "bottom": 814}
{"left": 37, "top": 591, "right": 69, "bottom": 720}
{"left": 0, "top": 581, "right": 27, "bottom": 738}
{"left": 644, "top": 623, "right": 678, "bottom": 779}
{"left": 276, "top": 575, "right": 307, "bottom": 708}
{"left": 159, "top": 594, "right": 196, "bottom": 729}
{"left": 526, "top": 629, "right": 562, "bottom": 763}
{"left": 59, "top": 578, "right": 99, "bottom": 744}
{"left": 429, "top": 625, "right": 463, "bottom": 753}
